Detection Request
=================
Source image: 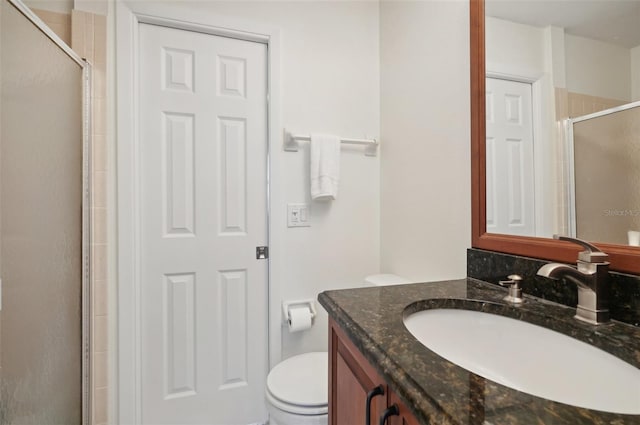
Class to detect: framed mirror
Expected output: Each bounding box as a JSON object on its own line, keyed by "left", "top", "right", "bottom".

{"left": 470, "top": 0, "right": 640, "bottom": 274}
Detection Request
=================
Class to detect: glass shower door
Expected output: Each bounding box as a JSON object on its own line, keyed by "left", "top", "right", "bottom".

{"left": 571, "top": 103, "right": 640, "bottom": 245}
{"left": 0, "top": 0, "right": 87, "bottom": 423}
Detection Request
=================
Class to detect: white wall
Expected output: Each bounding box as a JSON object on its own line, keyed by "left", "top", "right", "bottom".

{"left": 485, "top": 16, "right": 545, "bottom": 78}
{"left": 117, "top": 0, "right": 381, "bottom": 361}
{"left": 379, "top": 0, "right": 470, "bottom": 282}
{"left": 548, "top": 26, "right": 566, "bottom": 89}
{"left": 565, "top": 34, "right": 631, "bottom": 101}
{"left": 632, "top": 45, "right": 640, "bottom": 101}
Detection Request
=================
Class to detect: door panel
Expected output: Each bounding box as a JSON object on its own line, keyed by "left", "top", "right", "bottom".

{"left": 485, "top": 78, "right": 535, "bottom": 236}
{"left": 139, "top": 23, "right": 268, "bottom": 424}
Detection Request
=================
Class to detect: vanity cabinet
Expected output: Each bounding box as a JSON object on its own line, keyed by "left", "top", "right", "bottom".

{"left": 329, "top": 318, "right": 420, "bottom": 425}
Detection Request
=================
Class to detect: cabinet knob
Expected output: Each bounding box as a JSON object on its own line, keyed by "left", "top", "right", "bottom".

{"left": 365, "top": 385, "right": 384, "bottom": 425}
{"left": 379, "top": 404, "right": 399, "bottom": 425}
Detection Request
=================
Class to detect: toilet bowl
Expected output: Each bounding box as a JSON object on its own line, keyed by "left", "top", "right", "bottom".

{"left": 265, "top": 274, "right": 410, "bottom": 425}
{"left": 265, "top": 352, "right": 327, "bottom": 425}
{"left": 362, "top": 273, "right": 412, "bottom": 286}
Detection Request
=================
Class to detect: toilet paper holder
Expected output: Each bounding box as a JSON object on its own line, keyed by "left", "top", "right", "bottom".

{"left": 282, "top": 299, "right": 317, "bottom": 325}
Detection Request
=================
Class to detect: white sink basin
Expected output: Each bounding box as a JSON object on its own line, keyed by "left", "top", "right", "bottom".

{"left": 404, "top": 308, "right": 640, "bottom": 414}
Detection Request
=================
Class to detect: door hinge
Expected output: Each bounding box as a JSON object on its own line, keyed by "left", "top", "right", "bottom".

{"left": 256, "top": 246, "right": 269, "bottom": 260}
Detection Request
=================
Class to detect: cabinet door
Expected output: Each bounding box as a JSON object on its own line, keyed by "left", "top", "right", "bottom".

{"left": 388, "top": 390, "right": 421, "bottom": 425}
{"left": 329, "top": 319, "right": 387, "bottom": 425}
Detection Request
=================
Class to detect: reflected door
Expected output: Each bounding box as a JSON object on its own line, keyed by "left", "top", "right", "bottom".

{"left": 486, "top": 77, "right": 535, "bottom": 236}
{"left": 138, "top": 24, "right": 269, "bottom": 424}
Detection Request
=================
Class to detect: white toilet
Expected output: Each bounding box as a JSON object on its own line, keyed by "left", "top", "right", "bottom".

{"left": 265, "top": 274, "right": 411, "bottom": 425}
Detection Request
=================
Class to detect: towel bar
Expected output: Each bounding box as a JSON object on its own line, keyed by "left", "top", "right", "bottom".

{"left": 283, "top": 129, "right": 378, "bottom": 156}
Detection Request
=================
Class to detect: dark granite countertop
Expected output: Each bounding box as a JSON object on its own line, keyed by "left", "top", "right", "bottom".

{"left": 318, "top": 278, "right": 640, "bottom": 425}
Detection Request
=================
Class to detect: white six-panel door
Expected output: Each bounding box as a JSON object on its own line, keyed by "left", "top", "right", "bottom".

{"left": 485, "top": 77, "right": 536, "bottom": 236}
{"left": 138, "top": 23, "right": 268, "bottom": 424}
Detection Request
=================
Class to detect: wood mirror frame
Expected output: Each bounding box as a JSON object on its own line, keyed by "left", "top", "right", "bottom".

{"left": 470, "top": 0, "right": 640, "bottom": 274}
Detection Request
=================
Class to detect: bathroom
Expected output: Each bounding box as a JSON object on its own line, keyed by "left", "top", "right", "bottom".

{"left": 0, "top": 0, "right": 638, "bottom": 424}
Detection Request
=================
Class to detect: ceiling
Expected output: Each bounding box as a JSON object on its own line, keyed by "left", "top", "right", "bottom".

{"left": 485, "top": 0, "right": 640, "bottom": 48}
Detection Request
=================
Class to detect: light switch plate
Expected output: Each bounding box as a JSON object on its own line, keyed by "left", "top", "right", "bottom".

{"left": 287, "top": 203, "right": 311, "bottom": 227}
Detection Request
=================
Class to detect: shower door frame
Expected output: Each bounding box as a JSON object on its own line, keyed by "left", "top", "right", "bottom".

{"left": 4, "top": 1, "right": 93, "bottom": 424}
{"left": 564, "top": 99, "right": 640, "bottom": 238}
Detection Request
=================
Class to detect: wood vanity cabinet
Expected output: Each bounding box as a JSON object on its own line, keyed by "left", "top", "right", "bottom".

{"left": 329, "top": 318, "right": 420, "bottom": 425}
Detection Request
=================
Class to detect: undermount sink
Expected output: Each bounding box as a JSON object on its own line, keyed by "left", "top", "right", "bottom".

{"left": 403, "top": 307, "right": 640, "bottom": 415}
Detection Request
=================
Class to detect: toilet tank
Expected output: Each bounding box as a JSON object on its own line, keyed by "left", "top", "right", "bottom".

{"left": 364, "top": 274, "right": 412, "bottom": 287}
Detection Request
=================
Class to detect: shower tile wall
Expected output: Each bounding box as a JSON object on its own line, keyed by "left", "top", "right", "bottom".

{"left": 31, "top": 8, "right": 71, "bottom": 45}
{"left": 567, "top": 92, "right": 627, "bottom": 117}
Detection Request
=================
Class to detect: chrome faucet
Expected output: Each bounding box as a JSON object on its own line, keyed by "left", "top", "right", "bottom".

{"left": 536, "top": 235, "right": 610, "bottom": 325}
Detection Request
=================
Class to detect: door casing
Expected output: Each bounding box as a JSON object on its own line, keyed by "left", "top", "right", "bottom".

{"left": 486, "top": 70, "right": 555, "bottom": 238}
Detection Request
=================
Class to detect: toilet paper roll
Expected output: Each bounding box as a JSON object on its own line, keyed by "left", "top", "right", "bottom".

{"left": 288, "top": 306, "right": 313, "bottom": 333}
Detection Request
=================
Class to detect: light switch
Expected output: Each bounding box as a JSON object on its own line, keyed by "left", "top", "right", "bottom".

{"left": 288, "top": 203, "right": 311, "bottom": 227}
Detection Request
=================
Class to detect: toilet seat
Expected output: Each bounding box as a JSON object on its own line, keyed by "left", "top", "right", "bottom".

{"left": 266, "top": 387, "right": 327, "bottom": 415}
{"left": 266, "top": 352, "right": 328, "bottom": 415}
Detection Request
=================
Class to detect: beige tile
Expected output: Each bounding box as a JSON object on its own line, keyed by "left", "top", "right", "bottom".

{"left": 71, "top": 11, "right": 88, "bottom": 58}
{"left": 48, "top": 23, "right": 71, "bottom": 45}
{"left": 92, "top": 170, "right": 107, "bottom": 208}
{"left": 554, "top": 87, "right": 568, "bottom": 120}
{"left": 93, "top": 279, "right": 108, "bottom": 316}
{"left": 94, "top": 315, "right": 108, "bottom": 352}
{"left": 71, "top": 24, "right": 85, "bottom": 56}
{"left": 92, "top": 243, "right": 108, "bottom": 281}
{"left": 93, "top": 386, "right": 108, "bottom": 424}
{"left": 32, "top": 9, "right": 71, "bottom": 45}
{"left": 83, "top": 14, "right": 95, "bottom": 62}
{"left": 92, "top": 207, "right": 107, "bottom": 244}
{"left": 568, "top": 91, "right": 627, "bottom": 118}
{"left": 93, "top": 351, "right": 108, "bottom": 388}
{"left": 92, "top": 134, "right": 107, "bottom": 172}
{"left": 92, "top": 67, "right": 107, "bottom": 100}
{"left": 94, "top": 19, "right": 107, "bottom": 65}
{"left": 93, "top": 99, "right": 107, "bottom": 136}
{"left": 33, "top": 9, "right": 67, "bottom": 25}
{"left": 95, "top": 17, "right": 106, "bottom": 47}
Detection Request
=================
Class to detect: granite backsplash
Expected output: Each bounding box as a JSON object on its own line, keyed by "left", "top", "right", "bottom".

{"left": 467, "top": 248, "right": 640, "bottom": 327}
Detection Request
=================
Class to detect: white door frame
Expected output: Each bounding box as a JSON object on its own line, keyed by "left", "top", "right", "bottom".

{"left": 486, "top": 70, "right": 555, "bottom": 237}
{"left": 115, "top": 3, "right": 283, "bottom": 423}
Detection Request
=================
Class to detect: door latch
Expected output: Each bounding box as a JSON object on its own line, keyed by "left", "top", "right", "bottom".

{"left": 256, "top": 246, "right": 269, "bottom": 260}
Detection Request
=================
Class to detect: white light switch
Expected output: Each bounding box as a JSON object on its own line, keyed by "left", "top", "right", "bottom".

{"left": 288, "top": 203, "right": 311, "bottom": 227}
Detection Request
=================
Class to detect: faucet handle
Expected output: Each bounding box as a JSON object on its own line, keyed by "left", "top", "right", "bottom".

{"left": 553, "top": 235, "right": 609, "bottom": 263}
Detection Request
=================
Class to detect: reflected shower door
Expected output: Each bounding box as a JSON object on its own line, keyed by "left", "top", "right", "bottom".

{"left": 0, "top": 1, "right": 85, "bottom": 423}
{"left": 572, "top": 104, "right": 640, "bottom": 245}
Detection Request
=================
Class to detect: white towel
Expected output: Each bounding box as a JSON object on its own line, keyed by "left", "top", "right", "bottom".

{"left": 310, "top": 134, "right": 340, "bottom": 201}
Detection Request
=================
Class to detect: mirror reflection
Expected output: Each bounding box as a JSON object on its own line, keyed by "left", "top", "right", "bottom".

{"left": 484, "top": 0, "right": 640, "bottom": 246}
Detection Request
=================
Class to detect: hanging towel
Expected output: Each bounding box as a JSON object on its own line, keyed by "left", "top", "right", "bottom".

{"left": 310, "top": 134, "right": 340, "bottom": 201}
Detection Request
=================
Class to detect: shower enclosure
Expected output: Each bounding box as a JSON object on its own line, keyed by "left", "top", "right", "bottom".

{"left": 0, "top": 0, "right": 90, "bottom": 423}
{"left": 567, "top": 101, "right": 640, "bottom": 245}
